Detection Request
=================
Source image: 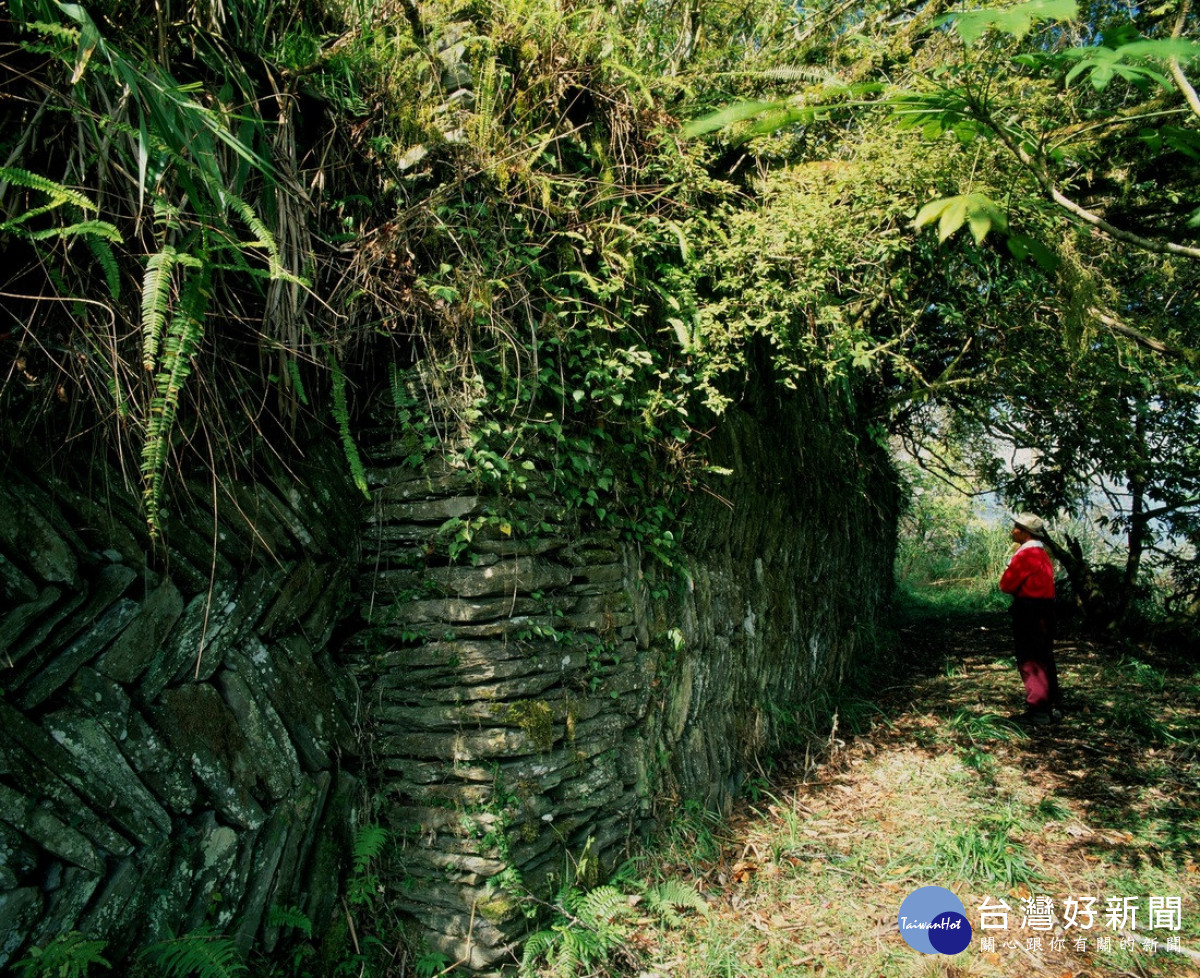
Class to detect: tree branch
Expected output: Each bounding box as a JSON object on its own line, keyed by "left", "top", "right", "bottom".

{"left": 1170, "top": 0, "right": 1200, "bottom": 120}
{"left": 1091, "top": 308, "right": 1200, "bottom": 366}
{"left": 984, "top": 103, "right": 1200, "bottom": 260}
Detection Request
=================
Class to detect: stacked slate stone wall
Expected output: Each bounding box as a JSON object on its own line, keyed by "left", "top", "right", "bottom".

{"left": 0, "top": 370, "right": 895, "bottom": 974}
{"left": 0, "top": 445, "right": 361, "bottom": 970}
{"left": 349, "top": 375, "right": 897, "bottom": 971}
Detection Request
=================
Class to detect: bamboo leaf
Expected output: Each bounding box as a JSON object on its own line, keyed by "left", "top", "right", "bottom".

{"left": 681, "top": 100, "right": 780, "bottom": 138}
{"left": 70, "top": 8, "right": 100, "bottom": 82}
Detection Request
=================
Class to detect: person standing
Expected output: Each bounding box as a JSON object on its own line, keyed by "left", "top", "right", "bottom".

{"left": 999, "top": 513, "right": 1060, "bottom": 724}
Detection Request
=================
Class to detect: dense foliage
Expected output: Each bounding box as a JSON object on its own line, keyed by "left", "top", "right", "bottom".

{"left": 3, "top": 0, "right": 1199, "bottom": 974}
{"left": 2, "top": 0, "right": 1197, "bottom": 604}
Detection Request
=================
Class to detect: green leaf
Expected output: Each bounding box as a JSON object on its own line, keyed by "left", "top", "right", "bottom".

{"left": 1090, "top": 63, "right": 1115, "bottom": 89}
{"left": 70, "top": 7, "right": 100, "bottom": 82}
{"left": 914, "top": 198, "right": 952, "bottom": 230}
{"left": 1006, "top": 233, "right": 1060, "bottom": 271}
{"left": 938, "top": 197, "right": 969, "bottom": 242}
{"left": 681, "top": 100, "right": 779, "bottom": 138}
{"left": 1117, "top": 38, "right": 1200, "bottom": 63}
{"left": 141, "top": 246, "right": 177, "bottom": 371}
{"left": 27, "top": 219, "right": 122, "bottom": 242}
{"left": 914, "top": 193, "right": 1008, "bottom": 244}
{"left": 936, "top": 0, "right": 1079, "bottom": 45}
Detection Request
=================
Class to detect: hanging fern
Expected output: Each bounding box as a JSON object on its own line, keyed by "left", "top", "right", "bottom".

{"left": 0, "top": 167, "right": 123, "bottom": 297}
{"left": 286, "top": 357, "right": 309, "bottom": 406}
{"left": 331, "top": 358, "right": 371, "bottom": 500}
{"left": 26, "top": 218, "right": 121, "bottom": 242}
{"left": 0, "top": 165, "right": 96, "bottom": 213}
{"left": 140, "top": 927, "right": 247, "bottom": 978}
{"left": 140, "top": 266, "right": 208, "bottom": 540}
{"left": 84, "top": 234, "right": 122, "bottom": 300}
{"left": 224, "top": 190, "right": 309, "bottom": 287}
{"left": 141, "top": 246, "right": 178, "bottom": 372}
{"left": 388, "top": 360, "right": 407, "bottom": 412}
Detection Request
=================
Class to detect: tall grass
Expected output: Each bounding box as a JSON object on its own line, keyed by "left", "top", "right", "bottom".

{"left": 894, "top": 462, "right": 1016, "bottom": 614}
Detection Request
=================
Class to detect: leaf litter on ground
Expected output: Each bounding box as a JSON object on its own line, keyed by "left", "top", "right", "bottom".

{"left": 625, "top": 610, "right": 1200, "bottom": 978}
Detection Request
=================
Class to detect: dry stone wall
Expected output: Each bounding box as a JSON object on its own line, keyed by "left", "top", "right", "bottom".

{"left": 0, "top": 371, "right": 895, "bottom": 974}
{"left": 0, "top": 446, "right": 362, "bottom": 970}
{"left": 348, "top": 378, "right": 896, "bottom": 971}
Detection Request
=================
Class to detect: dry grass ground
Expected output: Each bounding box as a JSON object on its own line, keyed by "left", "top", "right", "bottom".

{"left": 623, "top": 606, "right": 1200, "bottom": 978}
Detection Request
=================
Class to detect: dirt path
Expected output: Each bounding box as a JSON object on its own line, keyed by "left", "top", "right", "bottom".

{"left": 642, "top": 609, "right": 1200, "bottom": 978}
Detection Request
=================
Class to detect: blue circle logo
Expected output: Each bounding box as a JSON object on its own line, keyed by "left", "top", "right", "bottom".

{"left": 897, "top": 886, "right": 973, "bottom": 955}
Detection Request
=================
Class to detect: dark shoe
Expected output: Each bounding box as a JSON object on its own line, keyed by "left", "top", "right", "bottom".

{"left": 1013, "top": 709, "right": 1054, "bottom": 727}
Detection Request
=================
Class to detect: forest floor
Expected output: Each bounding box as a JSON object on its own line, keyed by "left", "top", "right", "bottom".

{"left": 625, "top": 598, "right": 1200, "bottom": 978}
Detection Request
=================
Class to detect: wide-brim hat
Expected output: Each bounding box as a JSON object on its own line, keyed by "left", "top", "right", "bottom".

{"left": 1013, "top": 512, "right": 1046, "bottom": 537}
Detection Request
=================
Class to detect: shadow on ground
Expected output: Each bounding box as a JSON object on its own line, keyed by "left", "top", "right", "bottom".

{"left": 879, "top": 607, "right": 1200, "bottom": 871}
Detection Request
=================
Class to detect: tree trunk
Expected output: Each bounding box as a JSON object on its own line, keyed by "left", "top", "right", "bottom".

{"left": 1042, "top": 532, "right": 1111, "bottom": 628}
{"left": 1115, "top": 400, "right": 1150, "bottom": 626}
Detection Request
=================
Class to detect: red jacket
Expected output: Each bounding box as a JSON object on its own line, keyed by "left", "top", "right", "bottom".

{"left": 999, "top": 542, "right": 1055, "bottom": 599}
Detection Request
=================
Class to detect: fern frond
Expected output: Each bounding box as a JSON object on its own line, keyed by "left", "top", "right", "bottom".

{"left": 224, "top": 192, "right": 308, "bottom": 286}
{"left": 18, "top": 20, "right": 81, "bottom": 46}
{"left": 0, "top": 166, "right": 96, "bottom": 211}
{"left": 0, "top": 201, "right": 65, "bottom": 230}
{"left": 27, "top": 219, "right": 122, "bottom": 242}
{"left": 12, "top": 931, "right": 110, "bottom": 978}
{"left": 266, "top": 904, "right": 313, "bottom": 938}
{"left": 332, "top": 359, "right": 371, "bottom": 500}
{"left": 140, "top": 269, "right": 207, "bottom": 540}
{"left": 518, "top": 929, "right": 558, "bottom": 977}
{"left": 351, "top": 823, "right": 389, "bottom": 871}
{"left": 645, "top": 879, "right": 708, "bottom": 927}
{"left": 754, "top": 65, "right": 841, "bottom": 83}
{"left": 608, "top": 857, "right": 642, "bottom": 886}
{"left": 85, "top": 234, "right": 122, "bottom": 300}
{"left": 225, "top": 191, "right": 280, "bottom": 267}
{"left": 577, "top": 884, "right": 629, "bottom": 927}
{"left": 286, "top": 357, "right": 309, "bottom": 406}
{"left": 140, "top": 927, "right": 247, "bottom": 978}
{"left": 388, "top": 360, "right": 406, "bottom": 412}
{"left": 141, "top": 246, "right": 177, "bottom": 371}
{"left": 554, "top": 926, "right": 595, "bottom": 977}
